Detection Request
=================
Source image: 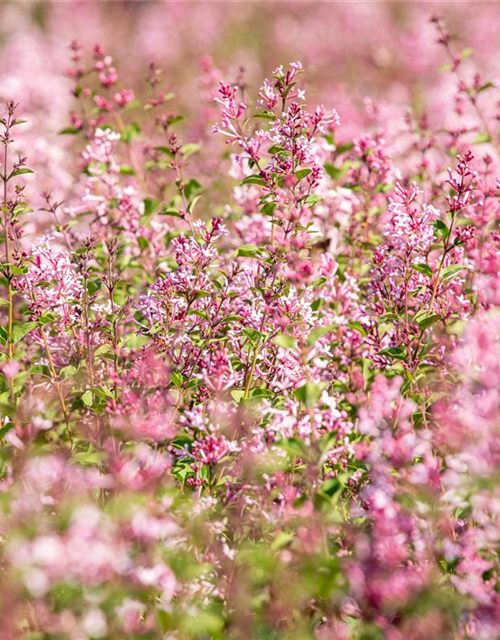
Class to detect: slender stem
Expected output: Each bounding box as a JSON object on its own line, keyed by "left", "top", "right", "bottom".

{"left": 12, "top": 226, "right": 73, "bottom": 443}
{"left": 40, "top": 326, "right": 72, "bottom": 444}
{"left": 114, "top": 112, "right": 149, "bottom": 194}
{"left": 3, "top": 140, "right": 9, "bottom": 265}
{"left": 107, "top": 250, "right": 119, "bottom": 402}
{"left": 411, "top": 214, "right": 457, "bottom": 368}
{"left": 83, "top": 273, "right": 94, "bottom": 389}
{"left": 243, "top": 268, "right": 278, "bottom": 399}
{"left": 173, "top": 159, "right": 194, "bottom": 234}
{"left": 436, "top": 20, "right": 497, "bottom": 148}
{"left": 3, "top": 131, "right": 13, "bottom": 399}
{"left": 243, "top": 342, "right": 260, "bottom": 400}
{"left": 6, "top": 281, "right": 13, "bottom": 398}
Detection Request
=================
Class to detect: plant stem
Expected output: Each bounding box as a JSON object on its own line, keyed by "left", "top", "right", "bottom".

{"left": 40, "top": 325, "right": 72, "bottom": 444}
{"left": 3, "top": 129, "right": 13, "bottom": 399}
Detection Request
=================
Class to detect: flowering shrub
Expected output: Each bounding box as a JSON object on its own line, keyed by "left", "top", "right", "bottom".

{"left": 3, "top": 6, "right": 500, "bottom": 640}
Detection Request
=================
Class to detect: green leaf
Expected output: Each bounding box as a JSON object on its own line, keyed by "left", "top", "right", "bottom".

{"left": 180, "top": 143, "right": 201, "bottom": 158}
{"left": 11, "top": 321, "right": 38, "bottom": 343}
{"left": 324, "top": 162, "right": 342, "bottom": 180}
{"left": 231, "top": 389, "right": 245, "bottom": 404}
{"left": 295, "top": 168, "right": 312, "bottom": 181}
{"left": 271, "top": 532, "right": 294, "bottom": 550}
{"left": 60, "top": 365, "right": 78, "bottom": 379}
{"left": 220, "top": 315, "right": 244, "bottom": 324}
{"left": 143, "top": 197, "right": 159, "bottom": 217}
{"left": 378, "top": 346, "right": 405, "bottom": 360}
{"left": 10, "top": 265, "right": 28, "bottom": 275}
{"left": 194, "top": 290, "right": 211, "bottom": 300}
{"left": 92, "top": 387, "right": 113, "bottom": 400}
{"left": 411, "top": 263, "right": 433, "bottom": 279}
{"left": 243, "top": 327, "right": 264, "bottom": 344}
{"left": 441, "top": 264, "right": 466, "bottom": 280}
{"left": 281, "top": 81, "right": 297, "bottom": 100}
{"left": 59, "top": 127, "right": 81, "bottom": 135}
{"left": 310, "top": 276, "right": 327, "bottom": 288}
{"left": 153, "top": 145, "right": 173, "bottom": 156}
{"left": 347, "top": 321, "right": 367, "bottom": 336}
{"left": 335, "top": 142, "right": 355, "bottom": 154}
{"left": 11, "top": 168, "right": 34, "bottom": 177}
{"left": 416, "top": 313, "right": 442, "bottom": 330}
{"left": 159, "top": 207, "right": 182, "bottom": 217}
{"left": 252, "top": 111, "right": 276, "bottom": 120}
{"left": 167, "top": 114, "right": 184, "bottom": 125}
{"left": 188, "top": 309, "right": 209, "bottom": 320}
{"left": 184, "top": 178, "right": 202, "bottom": 199}
{"left": 37, "top": 312, "right": 57, "bottom": 325}
{"left": 29, "top": 364, "right": 49, "bottom": 377}
{"left": 242, "top": 175, "right": 265, "bottom": 186}
{"left": 261, "top": 201, "right": 276, "bottom": 216}
{"left": 303, "top": 194, "right": 322, "bottom": 207}
{"left": 438, "top": 63, "right": 452, "bottom": 73}
{"left": 81, "top": 390, "right": 93, "bottom": 407}
{"left": 320, "top": 478, "right": 345, "bottom": 497}
{"left": 433, "top": 219, "right": 450, "bottom": 241}
{"left": 472, "top": 132, "right": 491, "bottom": 144}
{"left": 279, "top": 436, "right": 306, "bottom": 457}
{"left": 268, "top": 144, "right": 289, "bottom": 155}
{"left": 477, "top": 81, "right": 494, "bottom": 93}
{"left": 188, "top": 195, "right": 202, "bottom": 214}
{"left": 119, "top": 164, "right": 135, "bottom": 175}
{"left": 375, "top": 182, "right": 394, "bottom": 194}
{"left": 236, "top": 244, "right": 260, "bottom": 258}
{"left": 73, "top": 450, "right": 104, "bottom": 466}
{"left": 94, "top": 344, "right": 111, "bottom": 357}
{"left": 137, "top": 236, "right": 149, "bottom": 250}
{"left": 294, "top": 381, "right": 322, "bottom": 407}
{"left": 307, "top": 325, "right": 333, "bottom": 347}
{"left": 250, "top": 387, "right": 273, "bottom": 399}
{"left": 171, "top": 371, "right": 183, "bottom": 388}
{"left": 0, "top": 423, "right": 14, "bottom": 439}
{"left": 121, "top": 122, "right": 141, "bottom": 143}
{"left": 274, "top": 334, "right": 297, "bottom": 350}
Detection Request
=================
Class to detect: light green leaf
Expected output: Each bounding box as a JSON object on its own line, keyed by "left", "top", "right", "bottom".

{"left": 11, "top": 321, "right": 38, "bottom": 344}
{"left": 274, "top": 334, "right": 297, "bottom": 350}
{"left": 180, "top": 143, "right": 201, "bottom": 158}
{"left": 81, "top": 390, "right": 93, "bottom": 407}
{"left": 294, "top": 381, "right": 322, "bottom": 407}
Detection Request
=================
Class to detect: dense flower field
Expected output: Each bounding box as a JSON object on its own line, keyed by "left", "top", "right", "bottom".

{"left": 3, "top": 2, "right": 500, "bottom": 639}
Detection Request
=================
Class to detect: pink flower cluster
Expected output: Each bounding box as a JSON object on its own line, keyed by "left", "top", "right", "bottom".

{"left": 2, "top": 7, "right": 500, "bottom": 640}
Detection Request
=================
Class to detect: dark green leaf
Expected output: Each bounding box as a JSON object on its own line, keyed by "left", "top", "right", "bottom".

{"left": 378, "top": 346, "right": 405, "bottom": 360}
